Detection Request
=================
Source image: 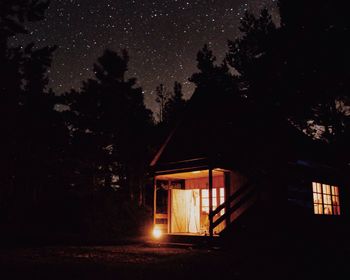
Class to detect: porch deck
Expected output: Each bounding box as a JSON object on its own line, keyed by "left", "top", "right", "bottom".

{"left": 147, "top": 233, "right": 222, "bottom": 248}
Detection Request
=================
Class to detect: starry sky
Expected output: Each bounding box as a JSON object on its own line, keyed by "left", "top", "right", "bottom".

{"left": 13, "top": 0, "right": 278, "bottom": 111}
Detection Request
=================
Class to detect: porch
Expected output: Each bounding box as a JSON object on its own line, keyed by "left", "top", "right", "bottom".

{"left": 152, "top": 166, "right": 257, "bottom": 239}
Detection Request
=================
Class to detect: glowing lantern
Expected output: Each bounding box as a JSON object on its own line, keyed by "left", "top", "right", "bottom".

{"left": 152, "top": 227, "right": 162, "bottom": 239}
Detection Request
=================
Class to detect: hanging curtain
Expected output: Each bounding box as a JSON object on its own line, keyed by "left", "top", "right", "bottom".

{"left": 188, "top": 190, "right": 200, "bottom": 233}
{"left": 171, "top": 189, "right": 200, "bottom": 233}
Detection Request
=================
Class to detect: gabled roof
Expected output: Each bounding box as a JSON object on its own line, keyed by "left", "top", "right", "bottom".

{"left": 151, "top": 90, "right": 328, "bottom": 174}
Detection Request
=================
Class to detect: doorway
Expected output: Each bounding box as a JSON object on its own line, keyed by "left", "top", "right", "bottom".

{"left": 170, "top": 189, "right": 200, "bottom": 234}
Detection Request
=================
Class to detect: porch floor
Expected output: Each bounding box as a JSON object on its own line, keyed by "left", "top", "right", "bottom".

{"left": 147, "top": 233, "right": 222, "bottom": 248}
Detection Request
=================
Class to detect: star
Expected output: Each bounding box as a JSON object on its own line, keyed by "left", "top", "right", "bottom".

{"left": 11, "top": 0, "right": 278, "bottom": 112}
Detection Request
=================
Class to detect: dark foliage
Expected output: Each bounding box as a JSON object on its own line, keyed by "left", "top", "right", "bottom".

{"left": 226, "top": 2, "right": 350, "bottom": 149}
{"left": 152, "top": 82, "right": 187, "bottom": 159}
{"left": 1, "top": 0, "right": 349, "bottom": 245}
{"left": 0, "top": 2, "right": 153, "bottom": 243}
{"left": 162, "top": 81, "right": 187, "bottom": 127}
{"left": 64, "top": 49, "right": 154, "bottom": 206}
{"left": 0, "top": 0, "right": 76, "bottom": 241}
{"left": 190, "top": 44, "right": 240, "bottom": 98}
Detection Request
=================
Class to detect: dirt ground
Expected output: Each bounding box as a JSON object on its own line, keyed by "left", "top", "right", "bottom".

{"left": 0, "top": 239, "right": 349, "bottom": 280}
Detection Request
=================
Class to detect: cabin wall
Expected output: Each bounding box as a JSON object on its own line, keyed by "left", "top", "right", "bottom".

{"left": 229, "top": 170, "right": 248, "bottom": 196}
{"left": 185, "top": 176, "right": 224, "bottom": 189}
{"left": 228, "top": 170, "right": 250, "bottom": 223}
{"left": 282, "top": 165, "right": 350, "bottom": 240}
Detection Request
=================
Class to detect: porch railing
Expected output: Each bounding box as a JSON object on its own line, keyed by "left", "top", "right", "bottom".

{"left": 209, "top": 181, "right": 258, "bottom": 235}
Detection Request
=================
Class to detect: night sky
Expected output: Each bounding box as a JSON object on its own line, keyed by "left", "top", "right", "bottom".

{"left": 12, "top": 0, "right": 278, "bottom": 111}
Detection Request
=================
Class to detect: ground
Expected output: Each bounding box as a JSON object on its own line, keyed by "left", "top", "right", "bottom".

{"left": 0, "top": 238, "right": 349, "bottom": 280}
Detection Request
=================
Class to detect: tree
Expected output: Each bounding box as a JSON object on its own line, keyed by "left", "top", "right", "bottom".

{"left": 0, "top": 0, "right": 71, "bottom": 234}
{"left": 162, "top": 81, "right": 187, "bottom": 127}
{"left": 190, "top": 44, "right": 239, "bottom": 98}
{"left": 0, "top": 0, "right": 50, "bottom": 101}
{"left": 67, "top": 49, "right": 154, "bottom": 205}
{"left": 226, "top": 9, "right": 277, "bottom": 107}
{"left": 155, "top": 83, "right": 169, "bottom": 123}
{"left": 226, "top": 2, "right": 350, "bottom": 145}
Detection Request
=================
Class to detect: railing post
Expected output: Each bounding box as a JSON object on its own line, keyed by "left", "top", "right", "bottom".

{"left": 209, "top": 168, "right": 213, "bottom": 237}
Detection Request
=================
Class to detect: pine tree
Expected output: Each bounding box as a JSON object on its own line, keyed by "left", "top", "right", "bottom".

{"left": 190, "top": 44, "right": 240, "bottom": 99}
{"left": 226, "top": 2, "right": 350, "bottom": 144}
{"left": 67, "top": 49, "right": 153, "bottom": 204}
{"left": 0, "top": 1, "right": 71, "bottom": 232}
{"left": 163, "top": 81, "right": 187, "bottom": 127}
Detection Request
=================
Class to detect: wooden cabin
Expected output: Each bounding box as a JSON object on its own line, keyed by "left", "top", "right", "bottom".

{"left": 149, "top": 91, "right": 349, "bottom": 240}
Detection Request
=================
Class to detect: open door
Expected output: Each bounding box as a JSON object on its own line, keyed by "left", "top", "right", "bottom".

{"left": 171, "top": 189, "right": 200, "bottom": 234}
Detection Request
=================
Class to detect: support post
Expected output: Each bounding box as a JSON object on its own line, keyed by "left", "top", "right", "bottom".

{"left": 168, "top": 180, "right": 171, "bottom": 234}
{"left": 153, "top": 178, "right": 157, "bottom": 227}
{"left": 225, "top": 172, "right": 231, "bottom": 227}
{"left": 209, "top": 168, "right": 213, "bottom": 237}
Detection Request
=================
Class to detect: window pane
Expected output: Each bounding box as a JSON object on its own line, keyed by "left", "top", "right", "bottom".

{"left": 202, "top": 198, "right": 209, "bottom": 207}
{"left": 202, "top": 189, "right": 208, "bottom": 197}
{"left": 312, "top": 182, "right": 317, "bottom": 193}
{"left": 332, "top": 186, "right": 339, "bottom": 196}
{"left": 323, "top": 194, "right": 331, "bottom": 205}
{"left": 220, "top": 188, "right": 225, "bottom": 197}
{"left": 314, "top": 204, "right": 320, "bottom": 214}
{"left": 212, "top": 189, "right": 217, "bottom": 199}
{"left": 318, "top": 204, "right": 323, "bottom": 214}
{"left": 317, "top": 183, "right": 322, "bottom": 193}
{"left": 332, "top": 195, "right": 339, "bottom": 205}
{"left": 323, "top": 184, "right": 331, "bottom": 194}
{"left": 324, "top": 205, "right": 332, "bottom": 215}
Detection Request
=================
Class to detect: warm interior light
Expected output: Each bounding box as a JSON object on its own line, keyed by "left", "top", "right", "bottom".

{"left": 152, "top": 228, "right": 162, "bottom": 239}
{"left": 192, "top": 171, "right": 201, "bottom": 174}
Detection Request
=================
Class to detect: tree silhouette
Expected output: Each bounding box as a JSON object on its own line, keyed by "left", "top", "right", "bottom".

{"left": 67, "top": 49, "right": 153, "bottom": 205}
{"left": 190, "top": 44, "right": 239, "bottom": 98}
{"left": 162, "top": 81, "right": 187, "bottom": 127}
{"left": 0, "top": 0, "right": 72, "bottom": 235}
{"left": 226, "top": 2, "right": 350, "bottom": 145}
{"left": 0, "top": 0, "right": 50, "bottom": 100}
{"left": 155, "top": 83, "right": 169, "bottom": 123}
{"left": 226, "top": 9, "right": 276, "bottom": 98}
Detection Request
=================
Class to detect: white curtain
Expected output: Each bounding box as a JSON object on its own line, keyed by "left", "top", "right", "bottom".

{"left": 171, "top": 189, "right": 200, "bottom": 233}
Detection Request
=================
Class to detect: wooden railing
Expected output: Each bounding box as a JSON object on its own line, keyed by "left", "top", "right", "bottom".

{"left": 209, "top": 181, "right": 257, "bottom": 235}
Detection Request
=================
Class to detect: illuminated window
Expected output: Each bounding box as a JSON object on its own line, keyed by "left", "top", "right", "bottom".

{"left": 312, "top": 182, "right": 340, "bottom": 215}
{"left": 219, "top": 188, "right": 225, "bottom": 215}
{"left": 201, "top": 188, "right": 225, "bottom": 214}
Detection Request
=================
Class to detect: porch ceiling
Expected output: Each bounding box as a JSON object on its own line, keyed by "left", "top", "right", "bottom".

{"left": 156, "top": 169, "right": 224, "bottom": 180}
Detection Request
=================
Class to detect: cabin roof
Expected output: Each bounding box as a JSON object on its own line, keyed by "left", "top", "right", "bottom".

{"left": 151, "top": 90, "right": 334, "bottom": 174}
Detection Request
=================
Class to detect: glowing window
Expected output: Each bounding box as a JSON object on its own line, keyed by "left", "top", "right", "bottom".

{"left": 312, "top": 182, "right": 340, "bottom": 215}
{"left": 201, "top": 188, "right": 224, "bottom": 214}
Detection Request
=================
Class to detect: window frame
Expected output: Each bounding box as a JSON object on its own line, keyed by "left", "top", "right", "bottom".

{"left": 201, "top": 188, "right": 225, "bottom": 214}
{"left": 312, "top": 182, "right": 341, "bottom": 216}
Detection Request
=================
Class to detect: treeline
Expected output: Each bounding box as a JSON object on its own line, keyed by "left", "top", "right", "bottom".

{"left": 0, "top": 0, "right": 349, "bottom": 242}
{"left": 0, "top": 0, "right": 187, "bottom": 242}
{"left": 188, "top": 0, "right": 349, "bottom": 163}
